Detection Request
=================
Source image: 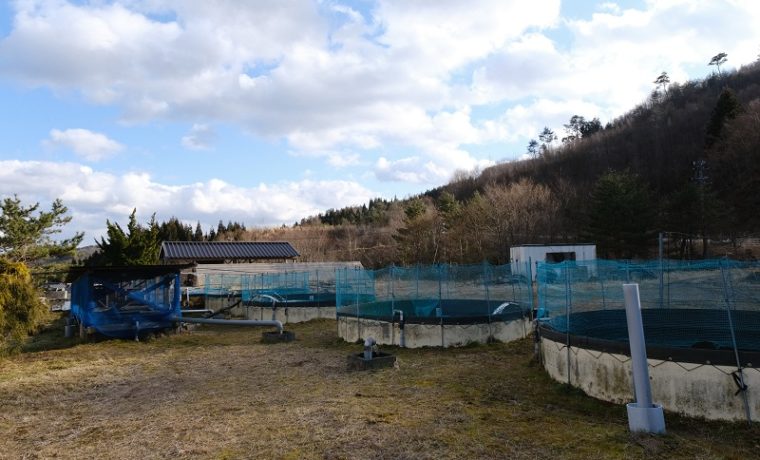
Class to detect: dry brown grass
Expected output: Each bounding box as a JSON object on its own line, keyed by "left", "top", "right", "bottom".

{"left": 1, "top": 318, "right": 759, "bottom": 459}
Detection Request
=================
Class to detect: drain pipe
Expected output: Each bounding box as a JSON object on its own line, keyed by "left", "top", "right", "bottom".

{"left": 392, "top": 309, "right": 405, "bottom": 348}
{"left": 171, "top": 316, "right": 283, "bottom": 334}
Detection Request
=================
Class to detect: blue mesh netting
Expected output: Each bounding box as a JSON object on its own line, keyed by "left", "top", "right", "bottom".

{"left": 335, "top": 263, "right": 533, "bottom": 323}
{"left": 70, "top": 271, "right": 181, "bottom": 339}
{"left": 537, "top": 259, "right": 760, "bottom": 351}
{"left": 201, "top": 270, "right": 339, "bottom": 308}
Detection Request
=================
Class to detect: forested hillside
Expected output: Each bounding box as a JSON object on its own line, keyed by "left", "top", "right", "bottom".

{"left": 256, "top": 60, "right": 758, "bottom": 267}
{"left": 90, "top": 60, "right": 760, "bottom": 268}
{"left": 443, "top": 60, "right": 760, "bottom": 241}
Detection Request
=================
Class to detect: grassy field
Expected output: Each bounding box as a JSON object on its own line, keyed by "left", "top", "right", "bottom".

{"left": 1, "top": 316, "right": 758, "bottom": 459}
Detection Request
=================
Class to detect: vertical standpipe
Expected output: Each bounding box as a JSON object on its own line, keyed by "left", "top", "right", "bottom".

{"left": 623, "top": 283, "right": 666, "bottom": 434}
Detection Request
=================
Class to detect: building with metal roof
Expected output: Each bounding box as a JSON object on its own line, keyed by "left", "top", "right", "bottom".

{"left": 160, "top": 241, "right": 299, "bottom": 264}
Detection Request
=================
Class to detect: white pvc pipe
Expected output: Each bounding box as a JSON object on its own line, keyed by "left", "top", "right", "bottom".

{"left": 623, "top": 284, "right": 652, "bottom": 407}
{"left": 623, "top": 283, "right": 666, "bottom": 434}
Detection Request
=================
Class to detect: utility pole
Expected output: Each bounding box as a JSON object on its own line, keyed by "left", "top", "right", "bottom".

{"left": 693, "top": 160, "right": 708, "bottom": 258}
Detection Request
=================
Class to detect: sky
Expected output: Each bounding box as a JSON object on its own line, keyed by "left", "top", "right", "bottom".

{"left": 1, "top": 0, "right": 759, "bottom": 243}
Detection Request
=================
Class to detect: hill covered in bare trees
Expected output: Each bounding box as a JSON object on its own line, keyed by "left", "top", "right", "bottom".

{"left": 261, "top": 60, "right": 758, "bottom": 266}
{"left": 97, "top": 59, "right": 760, "bottom": 268}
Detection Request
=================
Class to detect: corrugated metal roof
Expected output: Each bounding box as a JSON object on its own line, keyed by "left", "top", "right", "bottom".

{"left": 160, "top": 241, "right": 299, "bottom": 261}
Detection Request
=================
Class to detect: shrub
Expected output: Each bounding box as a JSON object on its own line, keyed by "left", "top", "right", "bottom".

{"left": 0, "top": 258, "right": 47, "bottom": 352}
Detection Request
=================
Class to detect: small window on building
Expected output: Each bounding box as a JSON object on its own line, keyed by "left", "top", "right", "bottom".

{"left": 545, "top": 251, "right": 576, "bottom": 263}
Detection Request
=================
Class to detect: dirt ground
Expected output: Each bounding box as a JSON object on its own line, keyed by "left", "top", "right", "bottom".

{"left": 1, "top": 318, "right": 758, "bottom": 459}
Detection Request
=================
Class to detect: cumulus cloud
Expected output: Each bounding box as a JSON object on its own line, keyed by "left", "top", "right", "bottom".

{"left": 480, "top": 98, "right": 606, "bottom": 145}
{"left": 45, "top": 128, "right": 124, "bottom": 161}
{"left": 0, "top": 160, "right": 376, "bottom": 240}
{"left": 181, "top": 123, "right": 216, "bottom": 150}
{"left": 473, "top": 1, "right": 760, "bottom": 116}
{"left": 2, "top": 0, "right": 760, "bottom": 185}
{"left": 0, "top": 0, "right": 561, "bottom": 182}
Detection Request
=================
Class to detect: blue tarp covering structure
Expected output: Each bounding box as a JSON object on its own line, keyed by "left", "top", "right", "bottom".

{"left": 70, "top": 264, "right": 191, "bottom": 339}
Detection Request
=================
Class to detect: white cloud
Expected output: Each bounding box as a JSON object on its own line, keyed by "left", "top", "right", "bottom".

{"left": 0, "top": 0, "right": 561, "bottom": 184}
{"left": 375, "top": 157, "right": 432, "bottom": 184}
{"left": 482, "top": 98, "right": 606, "bottom": 145}
{"left": 458, "top": 0, "right": 760, "bottom": 161}
{"left": 181, "top": 123, "right": 216, "bottom": 150}
{"left": 3, "top": 1, "right": 760, "bottom": 184}
{"left": 0, "top": 160, "right": 376, "bottom": 240}
{"left": 45, "top": 128, "right": 124, "bottom": 161}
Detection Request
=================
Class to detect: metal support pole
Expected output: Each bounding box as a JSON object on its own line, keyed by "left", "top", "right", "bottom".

{"left": 527, "top": 258, "right": 534, "bottom": 320}
{"left": 484, "top": 262, "right": 492, "bottom": 340}
{"left": 416, "top": 265, "right": 419, "bottom": 298}
{"left": 174, "top": 272, "right": 182, "bottom": 318}
{"left": 439, "top": 264, "right": 444, "bottom": 347}
{"left": 564, "top": 263, "right": 571, "bottom": 384}
{"left": 623, "top": 284, "right": 666, "bottom": 434}
{"left": 719, "top": 262, "right": 752, "bottom": 424}
{"left": 355, "top": 267, "right": 361, "bottom": 341}
{"left": 659, "top": 232, "right": 664, "bottom": 308}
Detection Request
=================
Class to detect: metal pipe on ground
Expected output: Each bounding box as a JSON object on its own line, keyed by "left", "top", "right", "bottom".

{"left": 170, "top": 316, "right": 283, "bottom": 333}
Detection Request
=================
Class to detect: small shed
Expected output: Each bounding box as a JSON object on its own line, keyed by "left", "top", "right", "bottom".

{"left": 160, "top": 241, "right": 299, "bottom": 264}
{"left": 510, "top": 244, "right": 597, "bottom": 281}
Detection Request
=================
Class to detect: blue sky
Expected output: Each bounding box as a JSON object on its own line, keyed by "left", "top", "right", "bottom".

{"left": 0, "top": 0, "right": 759, "bottom": 242}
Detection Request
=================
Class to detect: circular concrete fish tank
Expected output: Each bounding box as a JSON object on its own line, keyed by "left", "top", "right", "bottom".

{"left": 538, "top": 308, "right": 760, "bottom": 422}
{"left": 337, "top": 299, "right": 532, "bottom": 348}
{"left": 243, "top": 292, "right": 337, "bottom": 324}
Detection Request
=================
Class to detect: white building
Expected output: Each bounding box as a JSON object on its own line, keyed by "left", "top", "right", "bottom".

{"left": 510, "top": 244, "right": 597, "bottom": 280}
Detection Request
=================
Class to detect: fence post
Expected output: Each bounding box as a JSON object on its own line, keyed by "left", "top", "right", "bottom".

{"left": 173, "top": 271, "right": 182, "bottom": 318}
{"left": 390, "top": 270, "right": 396, "bottom": 320}
{"left": 527, "top": 259, "right": 534, "bottom": 319}
{"left": 659, "top": 232, "right": 664, "bottom": 308}
{"left": 438, "top": 264, "right": 443, "bottom": 304}
{"left": 356, "top": 267, "right": 362, "bottom": 341}
{"left": 204, "top": 273, "right": 209, "bottom": 310}
{"left": 484, "top": 262, "right": 492, "bottom": 340}
{"left": 719, "top": 261, "right": 752, "bottom": 424}
{"left": 439, "top": 264, "right": 445, "bottom": 347}
{"left": 564, "top": 261, "right": 572, "bottom": 385}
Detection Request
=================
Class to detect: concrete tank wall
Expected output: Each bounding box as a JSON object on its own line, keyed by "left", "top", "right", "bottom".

{"left": 243, "top": 306, "right": 335, "bottom": 324}
{"left": 540, "top": 336, "right": 760, "bottom": 422}
{"left": 338, "top": 316, "right": 531, "bottom": 348}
